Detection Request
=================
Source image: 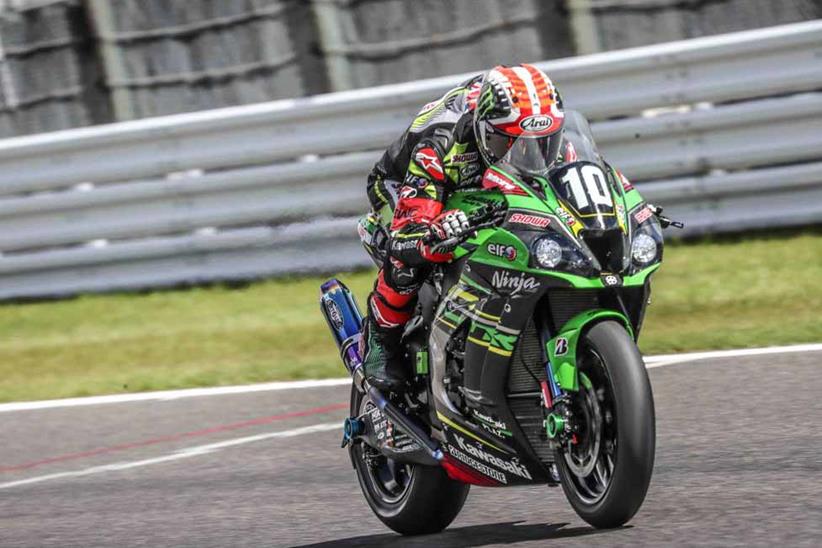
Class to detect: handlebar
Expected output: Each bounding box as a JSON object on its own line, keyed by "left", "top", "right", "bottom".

{"left": 424, "top": 202, "right": 507, "bottom": 253}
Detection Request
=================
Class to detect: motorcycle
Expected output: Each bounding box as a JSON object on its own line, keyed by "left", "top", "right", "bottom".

{"left": 320, "top": 111, "right": 682, "bottom": 535}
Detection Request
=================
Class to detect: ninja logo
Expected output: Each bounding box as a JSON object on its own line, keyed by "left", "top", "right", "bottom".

{"left": 491, "top": 271, "right": 539, "bottom": 294}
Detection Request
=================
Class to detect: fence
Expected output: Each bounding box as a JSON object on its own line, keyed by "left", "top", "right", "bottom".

{"left": 0, "top": 20, "right": 820, "bottom": 299}
{"left": 1, "top": 0, "right": 819, "bottom": 138}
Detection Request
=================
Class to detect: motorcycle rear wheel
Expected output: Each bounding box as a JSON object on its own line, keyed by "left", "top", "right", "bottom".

{"left": 555, "top": 320, "right": 655, "bottom": 528}
{"left": 348, "top": 385, "right": 470, "bottom": 536}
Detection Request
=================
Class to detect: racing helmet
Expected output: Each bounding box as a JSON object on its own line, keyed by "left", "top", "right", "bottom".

{"left": 473, "top": 64, "right": 565, "bottom": 176}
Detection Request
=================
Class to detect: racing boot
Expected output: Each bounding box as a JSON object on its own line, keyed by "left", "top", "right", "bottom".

{"left": 360, "top": 316, "right": 408, "bottom": 392}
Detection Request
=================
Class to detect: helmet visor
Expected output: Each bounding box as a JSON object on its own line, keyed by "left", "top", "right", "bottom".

{"left": 497, "top": 131, "right": 563, "bottom": 176}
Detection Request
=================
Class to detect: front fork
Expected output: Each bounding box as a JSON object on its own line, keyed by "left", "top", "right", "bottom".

{"left": 537, "top": 309, "right": 634, "bottom": 447}
{"left": 537, "top": 318, "right": 575, "bottom": 448}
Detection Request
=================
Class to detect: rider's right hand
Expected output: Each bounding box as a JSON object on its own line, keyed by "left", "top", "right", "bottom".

{"left": 418, "top": 210, "right": 470, "bottom": 262}
{"left": 429, "top": 210, "right": 470, "bottom": 242}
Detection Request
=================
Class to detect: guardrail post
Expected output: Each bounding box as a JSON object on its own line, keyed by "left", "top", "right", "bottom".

{"left": 567, "top": 0, "right": 602, "bottom": 54}
{"left": 86, "top": 0, "right": 136, "bottom": 121}
{"left": 311, "top": 0, "right": 353, "bottom": 91}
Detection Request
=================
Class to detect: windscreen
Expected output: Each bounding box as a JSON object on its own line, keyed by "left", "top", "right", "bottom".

{"left": 548, "top": 110, "right": 619, "bottom": 232}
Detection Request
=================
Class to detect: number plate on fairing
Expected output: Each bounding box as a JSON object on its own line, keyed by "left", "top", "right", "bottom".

{"left": 550, "top": 161, "right": 619, "bottom": 232}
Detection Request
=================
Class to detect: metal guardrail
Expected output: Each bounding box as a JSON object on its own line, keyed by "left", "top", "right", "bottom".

{"left": 0, "top": 21, "right": 820, "bottom": 299}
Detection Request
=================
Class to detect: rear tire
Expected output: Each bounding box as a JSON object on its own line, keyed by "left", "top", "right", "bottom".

{"left": 555, "top": 320, "right": 655, "bottom": 528}
{"left": 349, "top": 386, "right": 470, "bottom": 535}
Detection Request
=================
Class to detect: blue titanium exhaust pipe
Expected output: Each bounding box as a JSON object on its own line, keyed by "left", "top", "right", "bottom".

{"left": 319, "top": 278, "right": 443, "bottom": 463}
{"left": 319, "top": 278, "right": 365, "bottom": 380}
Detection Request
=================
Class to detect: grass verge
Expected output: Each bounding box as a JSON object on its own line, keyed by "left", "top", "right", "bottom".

{"left": 1, "top": 230, "right": 820, "bottom": 402}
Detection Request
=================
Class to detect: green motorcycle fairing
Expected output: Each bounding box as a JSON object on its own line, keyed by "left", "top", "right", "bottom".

{"left": 438, "top": 164, "right": 659, "bottom": 393}
{"left": 546, "top": 309, "right": 634, "bottom": 392}
{"left": 427, "top": 110, "right": 665, "bottom": 485}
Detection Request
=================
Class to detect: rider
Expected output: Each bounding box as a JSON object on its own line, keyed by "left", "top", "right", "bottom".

{"left": 361, "top": 64, "right": 570, "bottom": 391}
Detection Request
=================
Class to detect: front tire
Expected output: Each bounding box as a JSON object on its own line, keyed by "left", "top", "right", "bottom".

{"left": 348, "top": 386, "right": 470, "bottom": 535}
{"left": 555, "top": 320, "right": 655, "bottom": 528}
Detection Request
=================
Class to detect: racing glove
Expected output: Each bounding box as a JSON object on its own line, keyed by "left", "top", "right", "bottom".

{"left": 419, "top": 210, "right": 470, "bottom": 262}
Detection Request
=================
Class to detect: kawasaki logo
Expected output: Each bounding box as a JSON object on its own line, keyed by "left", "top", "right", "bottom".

{"left": 454, "top": 434, "right": 532, "bottom": 480}
{"left": 491, "top": 270, "right": 539, "bottom": 294}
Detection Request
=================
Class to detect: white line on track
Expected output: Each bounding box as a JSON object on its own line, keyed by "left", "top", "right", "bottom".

{"left": 0, "top": 378, "right": 352, "bottom": 413}
{"left": 0, "top": 422, "right": 340, "bottom": 490}
{"left": 1, "top": 343, "right": 820, "bottom": 413}
{"left": 642, "top": 343, "right": 822, "bottom": 368}
{"left": 3, "top": 343, "right": 821, "bottom": 491}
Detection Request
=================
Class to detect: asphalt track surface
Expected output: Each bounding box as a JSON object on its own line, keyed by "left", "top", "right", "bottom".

{"left": 1, "top": 348, "right": 820, "bottom": 547}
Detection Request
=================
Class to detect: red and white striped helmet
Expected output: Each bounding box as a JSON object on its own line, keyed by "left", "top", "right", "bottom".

{"left": 473, "top": 64, "right": 565, "bottom": 175}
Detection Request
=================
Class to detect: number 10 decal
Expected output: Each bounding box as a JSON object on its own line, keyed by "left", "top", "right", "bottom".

{"left": 560, "top": 165, "right": 612, "bottom": 210}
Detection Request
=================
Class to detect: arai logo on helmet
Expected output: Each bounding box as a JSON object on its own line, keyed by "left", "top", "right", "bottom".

{"left": 519, "top": 114, "right": 557, "bottom": 133}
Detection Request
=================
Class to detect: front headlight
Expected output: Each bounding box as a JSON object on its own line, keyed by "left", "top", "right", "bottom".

{"left": 631, "top": 233, "right": 657, "bottom": 264}
{"left": 531, "top": 234, "right": 596, "bottom": 276}
{"left": 534, "top": 237, "right": 562, "bottom": 268}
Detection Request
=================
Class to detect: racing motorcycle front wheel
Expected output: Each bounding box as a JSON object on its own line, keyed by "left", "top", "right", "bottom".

{"left": 555, "top": 320, "right": 655, "bottom": 528}
{"left": 348, "top": 386, "right": 470, "bottom": 536}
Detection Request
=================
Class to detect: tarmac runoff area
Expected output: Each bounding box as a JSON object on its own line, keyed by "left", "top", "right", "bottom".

{"left": 1, "top": 344, "right": 820, "bottom": 547}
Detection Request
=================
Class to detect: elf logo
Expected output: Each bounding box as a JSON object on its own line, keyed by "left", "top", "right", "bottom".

{"left": 486, "top": 243, "right": 517, "bottom": 261}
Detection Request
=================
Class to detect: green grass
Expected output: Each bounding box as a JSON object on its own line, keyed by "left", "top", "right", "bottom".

{"left": 1, "top": 230, "right": 820, "bottom": 402}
